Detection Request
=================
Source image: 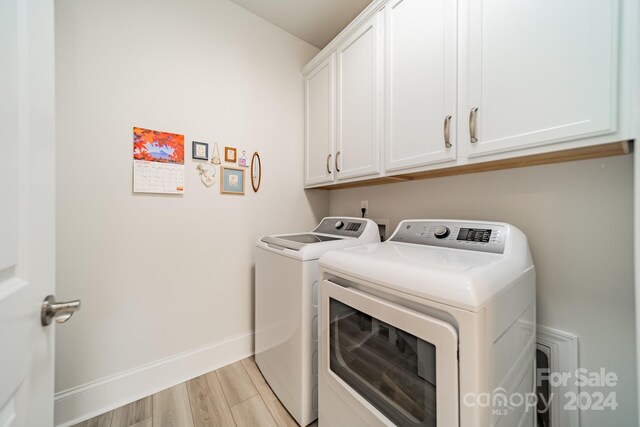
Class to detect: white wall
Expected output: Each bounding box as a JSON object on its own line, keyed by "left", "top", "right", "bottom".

{"left": 328, "top": 155, "right": 637, "bottom": 427}
{"left": 54, "top": 0, "right": 325, "bottom": 424}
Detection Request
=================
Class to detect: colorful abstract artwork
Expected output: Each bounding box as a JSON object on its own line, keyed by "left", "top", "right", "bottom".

{"left": 133, "top": 127, "right": 184, "bottom": 164}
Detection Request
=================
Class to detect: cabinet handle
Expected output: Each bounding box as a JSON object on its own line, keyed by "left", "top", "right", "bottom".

{"left": 443, "top": 115, "right": 452, "bottom": 148}
{"left": 335, "top": 151, "right": 341, "bottom": 173}
{"left": 326, "top": 154, "right": 332, "bottom": 174}
{"left": 469, "top": 107, "right": 479, "bottom": 143}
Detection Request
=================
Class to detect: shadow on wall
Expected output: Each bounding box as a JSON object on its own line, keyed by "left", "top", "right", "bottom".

{"left": 305, "top": 188, "right": 331, "bottom": 224}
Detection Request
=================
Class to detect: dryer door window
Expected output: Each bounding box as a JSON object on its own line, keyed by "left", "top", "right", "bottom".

{"left": 330, "top": 298, "right": 437, "bottom": 426}
{"left": 322, "top": 280, "right": 459, "bottom": 426}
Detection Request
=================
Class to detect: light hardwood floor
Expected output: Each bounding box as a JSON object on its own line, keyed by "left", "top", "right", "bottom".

{"left": 74, "top": 357, "right": 318, "bottom": 427}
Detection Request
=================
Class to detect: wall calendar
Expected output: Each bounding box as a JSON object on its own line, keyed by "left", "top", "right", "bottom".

{"left": 133, "top": 127, "right": 185, "bottom": 194}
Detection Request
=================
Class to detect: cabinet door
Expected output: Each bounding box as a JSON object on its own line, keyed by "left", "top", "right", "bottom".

{"left": 384, "top": 0, "right": 457, "bottom": 172}
{"left": 304, "top": 55, "right": 335, "bottom": 186}
{"left": 335, "top": 16, "right": 381, "bottom": 180}
{"left": 465, "top": 0, "right": 620, "bottom": 158}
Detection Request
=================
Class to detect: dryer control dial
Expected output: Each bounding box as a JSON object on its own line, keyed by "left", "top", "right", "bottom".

{"left": 434, "top": 225, "right": 450, "bottom": 239}
{"left": 335, "top": 221, "right": 344, "bottom": 230}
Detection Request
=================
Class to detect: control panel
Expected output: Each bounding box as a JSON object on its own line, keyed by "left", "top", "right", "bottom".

{"left": 390, "top": 221, "right": 507, "bottom": 254}
{"left": 313, "top": 217, "right": 367, "bottom": 238}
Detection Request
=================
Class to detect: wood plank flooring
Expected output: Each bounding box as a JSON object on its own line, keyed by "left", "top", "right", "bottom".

{"left": 74, "top": 357, "right": 318, "bottom": 427}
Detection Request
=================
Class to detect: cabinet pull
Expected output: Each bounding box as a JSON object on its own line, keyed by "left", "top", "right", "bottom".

{"left": 335, "top": 151, "right": 341, "bottom": 173}
{"left": 469, "top": 107, "right": 479, "bottom": 143}
{"left": 326, "top": 154, "right": 332, "bottom": 174}
{"left": 443, "top": 115, "right": 452, "bottom": 148}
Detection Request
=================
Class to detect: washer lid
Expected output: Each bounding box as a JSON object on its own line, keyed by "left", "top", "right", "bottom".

{"left": 261, "top": 233, "right": 343, "bottom": 251}
{"left": 319, "top": 221, "right": 533, "bottom": 311}
{"left": 257, "top": 217, "right": 382, "bottom": 261}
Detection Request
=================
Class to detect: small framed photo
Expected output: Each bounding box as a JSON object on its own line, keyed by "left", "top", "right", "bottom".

{"left": 192, "top": 141, "right": 209, "bottom": 160}
{"left": 220, "top": 166, "right": 245, "bottom": 195}
{"left": 224, "top": 146, "right": 237, "bottom": 163}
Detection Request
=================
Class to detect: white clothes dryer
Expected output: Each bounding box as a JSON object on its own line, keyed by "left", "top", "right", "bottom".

{"left": 318, "top": 220, "right": 536, "bottom": 427}
{"left": 255, "top": 217, "right": 380, "bottom": 426}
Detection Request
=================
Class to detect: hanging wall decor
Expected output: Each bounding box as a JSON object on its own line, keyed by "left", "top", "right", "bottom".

{"left": 221, "top": 166, "right": 245, "bottom": 195}
{"left": 251, "top": 151, "right": 261, "bottom": 192}
{"left": 224, "top": 146, "right": 237, "bottom": 163}
{"left": 238, "top": 150, "right": 248, "bottom": 167}
{"left": 133, "top": 127, "right": 185, "bottom": 194}
{"left": 197, "top": 163, "right": 216, "bottom": 187}
{"left": 211, "top": 142, "right": 221, "bottom": 165}
{"left": 192, "top": 141, "right": 209, "bottom": 160}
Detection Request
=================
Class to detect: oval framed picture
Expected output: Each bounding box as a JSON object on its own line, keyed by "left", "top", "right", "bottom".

{"left": 251, "top": 152, "right": 261, "bottom": 192}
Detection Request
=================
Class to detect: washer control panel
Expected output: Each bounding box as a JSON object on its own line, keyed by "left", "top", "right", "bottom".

{"left": 313, "top": 217, "right": 367, "bottom": 237}
{"left": 390, "top": 220, "right": 507, "bottom": 254}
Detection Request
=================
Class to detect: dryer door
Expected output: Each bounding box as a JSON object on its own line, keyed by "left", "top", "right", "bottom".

{"left": 320, "top": 280, "right": 459, "bottom": 427}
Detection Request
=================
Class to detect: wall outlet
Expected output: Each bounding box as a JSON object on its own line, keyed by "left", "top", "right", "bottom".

{"left": 361, "top": 200, "right": 368, "bottom": 211}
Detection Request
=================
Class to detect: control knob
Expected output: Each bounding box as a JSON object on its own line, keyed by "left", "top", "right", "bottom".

{"left": 335, "top": 221, "right": 344, "bottom": 230}
{"left": 434, "top": 225, "right": 450, "bottom": 239}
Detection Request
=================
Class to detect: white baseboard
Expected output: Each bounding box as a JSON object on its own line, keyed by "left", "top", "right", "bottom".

{"left": 54, "top": 330, "right": 254, "bottom": 427}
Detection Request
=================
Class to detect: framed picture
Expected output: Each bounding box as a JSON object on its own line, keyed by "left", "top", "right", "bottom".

{"left": 220, "top": 166, "right": 245, "bottom": 195}
{"left": 192, "top": 141, "right": 209, "bottom": 160}
{"left": 238, "top": 150, "right": 248, "bottom": 167}
{"left": 224, "top": 146, "right": 237, "bottom": 163}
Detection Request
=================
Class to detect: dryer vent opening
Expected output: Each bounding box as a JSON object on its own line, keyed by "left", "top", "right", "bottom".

{"left": 536, "top": 344, "right": 551, "bottom": 427}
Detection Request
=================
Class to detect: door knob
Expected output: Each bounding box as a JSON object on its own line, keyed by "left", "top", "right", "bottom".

{"left": 41, "top": 295, "right": 81, "bottom": 326}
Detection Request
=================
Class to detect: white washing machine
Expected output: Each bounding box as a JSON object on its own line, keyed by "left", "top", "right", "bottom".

{"left": 255, "top": 217, "right": 380, "bottom": 426}
{"left": 318, "top": 220, "right": 536, "bottom": 427}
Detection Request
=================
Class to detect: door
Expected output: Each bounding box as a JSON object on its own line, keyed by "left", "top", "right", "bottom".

{"left": 1, "top": 0, "right": 61, "bottom": 425}
{"left": 304, "top": 55, "right": 335, "bottom": 186}
{"left": 464, "top": 0, "right": 619, "bottom": 158}
{"left": 321, "top": 280, "right": 459, "bottom": 426}
{"left": 335, "top": 15, "right": 381, "bottom": 180}
{"left": 384, "top": 0, "right": 457, "bottom": 173}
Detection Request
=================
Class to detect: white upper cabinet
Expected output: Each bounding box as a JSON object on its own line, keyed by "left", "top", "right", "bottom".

{"left": 384, "top": 0, "right": 458, "bottom": 172}
{"left": 336, "top": 16, "right": 381, "bottom": 180}
{"left": 303, "top": 0, "right": 635, "bottom": 188}
{"left": 304, "top": 55, "right": 335, "bottom": 186}
{"left": 464, "top": 0, "right": 620, "bottom": 158}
